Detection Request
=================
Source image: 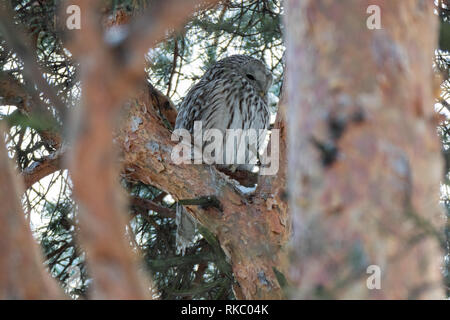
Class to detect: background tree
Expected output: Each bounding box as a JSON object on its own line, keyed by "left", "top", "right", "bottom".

{"left": 286, "top": 0, "right": 445, "bottom": 299}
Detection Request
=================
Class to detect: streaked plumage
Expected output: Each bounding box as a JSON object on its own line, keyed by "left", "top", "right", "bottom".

{"left": 174, "top": 55, "right": 272, "bottom": 254}
{"left": 175, "top": 54, "right": 272, "bottom": 170}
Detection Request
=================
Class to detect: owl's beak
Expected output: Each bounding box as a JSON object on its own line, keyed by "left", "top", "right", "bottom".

{"left": 259, "top": 91, "right": 265, "bottom": 98}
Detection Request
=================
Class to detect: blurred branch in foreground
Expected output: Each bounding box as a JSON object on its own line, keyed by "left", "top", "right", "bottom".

{"left": 0, "top": 125, "right": 64, "bottom": 299}
{"left": 65, "top": 0, "right": 220, "bottom": 299}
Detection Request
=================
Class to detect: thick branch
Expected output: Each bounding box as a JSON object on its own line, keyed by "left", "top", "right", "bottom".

{"left": 117, "top": 83, "right": 289, "bottom": 299}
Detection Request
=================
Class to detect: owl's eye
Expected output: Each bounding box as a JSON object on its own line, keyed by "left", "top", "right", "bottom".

{"left": 246, "top": 74, "right": 255, "bottom": 81}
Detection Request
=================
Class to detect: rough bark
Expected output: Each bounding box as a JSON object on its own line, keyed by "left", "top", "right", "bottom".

{"left": 117, "top": 83, "right": 290, "bottom": 299}
{"left": 285, "top": 0, "right": 444, "bottom": 299}
{"left": 22, "top": 149, "right": 65, "bottom": 189}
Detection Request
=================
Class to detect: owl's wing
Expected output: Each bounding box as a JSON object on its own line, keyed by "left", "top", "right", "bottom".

{"left": 176, "top": 77, "right": 269, "bottom": 130}
{"left": 175, "top": 75, "right": 270, "bottom": 168}
{"left": 175, "top": 77, "right": 234, "bottom": 133}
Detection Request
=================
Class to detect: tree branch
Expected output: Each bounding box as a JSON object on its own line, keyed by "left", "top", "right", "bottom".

{"left": 117, "top": 81, "right": 289, "bottom": 299}
{"left": 22, "top": 149, "right": 65, "bottom": 189}
{"left": 130, "top": 196, "right": 175, "bottom": 219}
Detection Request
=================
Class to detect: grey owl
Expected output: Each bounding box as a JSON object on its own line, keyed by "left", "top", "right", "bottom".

{"left": 175, "top": 54, "right": 273, "bottom": 171}
{"left": 173, "top": 55, "right": 272, "bottom": 254}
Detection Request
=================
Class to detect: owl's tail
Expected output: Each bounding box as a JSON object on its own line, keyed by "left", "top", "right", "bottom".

{"left": 175, "top": 203, "right": 197, "bottom": 256}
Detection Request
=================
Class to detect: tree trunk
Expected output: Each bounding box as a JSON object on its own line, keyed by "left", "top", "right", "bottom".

{"left": 285, "top": 0, "right": 444, "bottom": 299}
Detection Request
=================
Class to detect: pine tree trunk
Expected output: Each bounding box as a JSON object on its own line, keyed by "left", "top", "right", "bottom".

{"left": 285, "top": 0, "right": 444, "bottom": 299}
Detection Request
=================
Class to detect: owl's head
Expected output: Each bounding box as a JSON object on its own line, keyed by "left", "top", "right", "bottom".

{"left": 239, "top": 58, "right": 273, "bottom": 98}
{"left": 218, "top": 55, "right": 273, "bottom": 98}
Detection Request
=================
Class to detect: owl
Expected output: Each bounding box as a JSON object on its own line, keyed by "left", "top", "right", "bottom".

{"left": 175, "top": 55, "right": 273, "bottom": 171}
{"left": 173, "top": 55, "right": 272, "bottom": 254}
